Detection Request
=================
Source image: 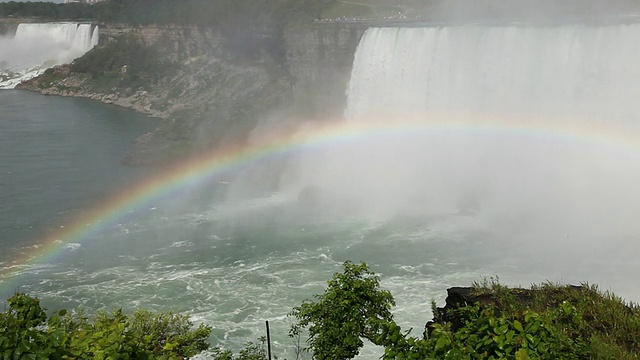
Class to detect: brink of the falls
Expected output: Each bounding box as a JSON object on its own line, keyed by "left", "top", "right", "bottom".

{"left": 345, "top": 25, "right": 640, "bottom": 123}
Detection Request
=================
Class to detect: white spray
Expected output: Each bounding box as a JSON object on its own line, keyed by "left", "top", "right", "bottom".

{"left": 0, "top": 23, "right": 99, "bottom": 89}
{"left": 280, "top": 25, "right": 640, "bottom": 264}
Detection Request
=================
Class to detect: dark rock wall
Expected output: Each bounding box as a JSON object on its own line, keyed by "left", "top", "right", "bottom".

{"left": 0, "top": 17, "right": 35, "bottom": 36}
{"left": 10, "top": 20, "right": 371, "bottom": 164}
{"left": 284, "top": 23, "right": 367, "bottom": 119}
{"left": 3, "top": 19, "right": 368, "bottom": 121}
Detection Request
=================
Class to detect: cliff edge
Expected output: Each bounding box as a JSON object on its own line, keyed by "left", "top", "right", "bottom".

{"left": 17, "top": 22, "right": 366, "bottom": 165}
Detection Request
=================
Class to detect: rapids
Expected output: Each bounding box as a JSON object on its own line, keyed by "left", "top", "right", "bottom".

{"left": 2, "top": 23, "right": 640, "bottom": 359}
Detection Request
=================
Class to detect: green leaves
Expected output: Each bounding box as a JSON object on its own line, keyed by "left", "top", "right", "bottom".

{"left": 0, "top": 292, "right": 211, "bottom": 360}
{"left": 210, "top": 337, "right": 269, "bottom": 360}
{"left": 289, "top": 262, "right": 579, "bottom": 359}
{"left": 289, "top": 266, "right": 638, "bottom": 359}
{"left": 289, "top": 261, "right": 395, "bottom": 359}
{"left": 513, "top": 319, "right": 524, "bottom": 333}
{"left": 4, "top": 269, "right": 640, "bottom": 359}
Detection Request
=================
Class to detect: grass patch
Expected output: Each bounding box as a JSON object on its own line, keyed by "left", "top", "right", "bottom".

{"left": 464, "top": 279, "right": 640, "bottom": 359}
{"left": 292, "top": 263, "right": 640, "bottom": 359}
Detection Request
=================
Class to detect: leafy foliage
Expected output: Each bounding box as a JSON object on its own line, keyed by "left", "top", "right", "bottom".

{"left": 0, "top": 292, "right": 211, "bottom": 359}
{"left": 411, "top": 302, "right": 583, "bottom": 359}
{"left": 0, "top": 292, "right": 70, "bottom": 359}
{"left": 0, "top": 1, "right": 95, "bottom": 21}
{"left": 289, "top": 261, "right": 395, "bottom": 359}
{"left": 210, "top": 337, "right": 270, "bottom": 360}
{"left": 0, "top": 0, "right": 335, "bottom": 28}
{"left": 3, "top": 265, "right": 639, "bottom": 359}
{"left": 291, "top": 263, "right": 640, "bottom": 359}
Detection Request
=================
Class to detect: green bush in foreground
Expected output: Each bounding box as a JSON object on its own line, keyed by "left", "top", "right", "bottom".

{"left": 289, "top": 261, "right": 395, "bottom": 359}
{"left": 0, "top": 292, "right": 211, "bottom": 359}
{"left": 290, "top": 262, "right": 640, "bottom": 359}
{"left": 3, "top": 262, "right": 640, "bottom": 359}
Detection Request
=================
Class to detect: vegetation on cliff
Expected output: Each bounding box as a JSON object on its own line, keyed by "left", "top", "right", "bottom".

{"left": 3, "top": 262, "right": 639, "bottom": 359}
{"left": 0, "top": 292, "right": 211, "bottom": 359}
{"left": 5, "top": 0, "right": 341, "bottom": 166}
{"left": 0, "top": 1, "right": 94, "bottom": 21}
{"left": 290, "top": 262, "right": 640, "bottom": 359}
{"left": 0, "top": 0, "right": 334, "bottom": 28}
{"left": 4, "top": 0, "right": 640, "bottom": 25}
{"left": 71, "top": 33, "right": 173, "bottom": 92}
{"left": 17, "top": 24, "right": 295, "bottom": 165}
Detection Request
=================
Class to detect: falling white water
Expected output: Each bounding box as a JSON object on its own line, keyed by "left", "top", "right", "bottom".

{"left": 3, "top": 23, "right": 640, "bottom": 359}
{"left": 219, "top": 24, "right": 640, "bottom": 355}
{"left": 282, "top": 24, "right": 640, "bottom": 255}
{"left": 345, "top": 25, "right": 640, "bottom": 125}
{"left": 90, "top": 26, "right": 100, "bottom": 48}
{"left": 0, "top": 23, "right": 99, "bottom": 89}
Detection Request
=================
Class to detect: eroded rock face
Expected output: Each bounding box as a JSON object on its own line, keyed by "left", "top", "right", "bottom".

{"left": 284, "top": 23, "right": 367, "bottom": 119}
{"left": 17, "top": 65, "right": 166, "bottom": 118}
{"left": 16, "top": 22, "right": 368, "bottom": 165}
{"left": 0, "top": 17, "right": 34, "bottom": 36}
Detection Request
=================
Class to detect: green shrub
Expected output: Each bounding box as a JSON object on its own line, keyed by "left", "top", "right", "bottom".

{"left": 0, "top": 292, "right": 211, "bottom": 359}
{"left": 4, "top": 264, "right": 639, "bottom": 359}
{"left": 210, "top": 337, "right": 269, "bottom": 360}
{"left": 290, "top": 263, "right": 640, "bottom": 359}
{"left": 289, "top": 261, "right": 395, "bottom": 359}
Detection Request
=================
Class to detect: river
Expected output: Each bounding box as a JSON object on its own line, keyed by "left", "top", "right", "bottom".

{"left": 3, "top": 23, "right": 640, "bottom": 359}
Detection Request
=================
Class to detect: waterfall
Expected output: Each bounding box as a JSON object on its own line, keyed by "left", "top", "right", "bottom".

{"left": 91, "top": 26, "right": 100, "bottom": 48}
{"left": 345, "top": 25, "right": 640, "bottom": 124}
{"left": 0, "top": 22, "right": 99, "bottom": 89}
{"left": 71, "top": 24, "right": 96, "bottom": 54}
{"left": 283, "top": 23, "right": 640, "bottom": 227}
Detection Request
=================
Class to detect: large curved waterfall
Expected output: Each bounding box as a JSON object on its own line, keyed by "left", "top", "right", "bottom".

{"left": 345, "top": 25, "right": 640, "bottom": 124}
{"left": 0, "top": 23, "right": 99, "bottom": 89}
{"left": 286, "top": 23, "right": 640, "bottom": 266}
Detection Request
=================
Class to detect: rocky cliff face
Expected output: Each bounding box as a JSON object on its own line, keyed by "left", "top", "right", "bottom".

{"left": 0, "top": 17, "right": 34, "bottom": 36}
{"left": 284, "top": 23, "right": 367, "bottom": 119}
{"left": 16, "top": 22, "right": 367, "bottom": 165}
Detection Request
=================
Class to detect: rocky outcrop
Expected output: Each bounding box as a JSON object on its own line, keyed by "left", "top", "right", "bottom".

{"left": 0, "top": 17, "right": 35, "bottom": 36}
{"left": 17, "top": 65, "right": 168, "bottom": 118}
{"left": 284, "top": 23, "right": 367, "bottom": 119}
{"left": 15, "top": 22, "right": 368, "bottom": 165}
{"left": 426, "top": 285, "right": 587, "bottom": 334}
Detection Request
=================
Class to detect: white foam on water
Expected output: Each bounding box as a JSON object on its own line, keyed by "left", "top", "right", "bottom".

{"left": 7, "top": 22, "right": 640, "bottom": 359}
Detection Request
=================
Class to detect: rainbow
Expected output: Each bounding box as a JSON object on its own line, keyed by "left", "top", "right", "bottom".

{"left": 1, "top": 114, "right": 639, "bottom": 292}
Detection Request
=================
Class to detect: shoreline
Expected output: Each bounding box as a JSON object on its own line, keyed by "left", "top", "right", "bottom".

{"left": 15, "top": 66, "right": 170, "bottom": 120}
